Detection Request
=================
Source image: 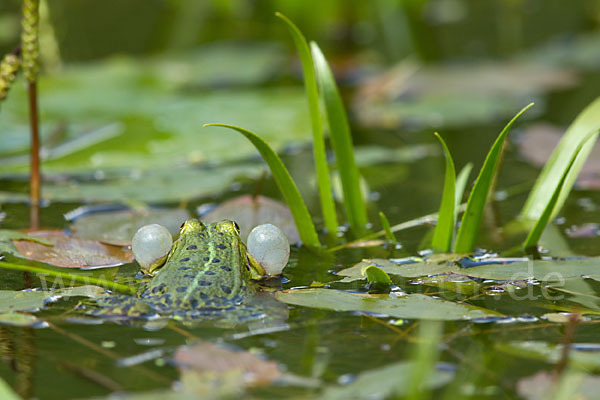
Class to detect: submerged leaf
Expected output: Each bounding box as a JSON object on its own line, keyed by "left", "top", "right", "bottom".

{"left": 498, "top": 341, "right": 600, "bottom": 371}
{"left": 13, "top": 231, "right": 133, "bottom": 269}
{"left": 321, "top": 361, "right": 453, "bottom": 399}
{"left": 201, "top": 195, "right": 299, "bottom": 243}
{"left": 275, "top": 288, "right": 501, "bottom": 320}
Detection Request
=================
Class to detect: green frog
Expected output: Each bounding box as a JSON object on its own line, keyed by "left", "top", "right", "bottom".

{"left": 89, "top": 219, "right": 277, "bottom": 322}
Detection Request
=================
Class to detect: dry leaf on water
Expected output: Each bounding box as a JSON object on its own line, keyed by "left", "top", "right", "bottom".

{"left": 13, "top": 230, "right": 133, "bottom": 269}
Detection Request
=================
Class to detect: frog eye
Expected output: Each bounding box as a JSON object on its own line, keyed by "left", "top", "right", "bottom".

{"left": 233, "top": 222, "right": 241, "bottom": 233}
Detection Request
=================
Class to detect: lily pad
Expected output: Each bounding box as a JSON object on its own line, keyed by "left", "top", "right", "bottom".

{"left": 69, "top": 206, "right": 190, "bottom": 245}
{"left": 275, "top": 288, "right": 502, "bottom": 320}
{"left": 13, "top": 231, "right": 133, "bottom": 269}
{"left": 337, "top": 258, "right": 454, "bottom": 282}
{"left": 320, "top": 361, "right": 453, "bottom": 399}
{"left": 0, "top": 285, "right": 106, "bottom": 313}
{"left": 451, "top": 258, "right": 600, "bottom": 282}
{"left": 0, "top": 229, "right": 53, "bottom": 257}
{"left": 200, "top": 195, "right": 299, "bottom": 243}
{"left": 0, "top": 376, "right": 19, "bottom": 400}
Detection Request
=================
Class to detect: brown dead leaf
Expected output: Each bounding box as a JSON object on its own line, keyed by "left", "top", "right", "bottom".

{"left": 13, "top": 230, "right": 133, "bottom": 269}
{"left": 201, "top": 195, "right": 300, "bottom": 243}
{"left": 173, "top": 342, "right": 281, "bottom": 387}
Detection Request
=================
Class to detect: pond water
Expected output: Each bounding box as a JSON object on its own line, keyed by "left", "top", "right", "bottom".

{"left": 1, "top": 1, "right": 600, "bottom": 399}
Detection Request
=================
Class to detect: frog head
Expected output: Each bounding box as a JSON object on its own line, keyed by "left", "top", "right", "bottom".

{"left": 214, "top": 220, "right": 266, "bottom": 280}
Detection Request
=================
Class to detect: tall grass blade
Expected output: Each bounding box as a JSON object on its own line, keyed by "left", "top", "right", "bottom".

{"left": 311, "top": 42, "right": 368, "bottom": 236}
{"left": 379, "top": 211, "right": 397, "bottom": 243}
{"left": 204, "top": 123, "right": 321, "bottom": 248}
{"left": 521, "top": 96, "right": 600, "bottom": 221}
{"left": 454, "top": 103, "right": 533, "bottom": 254}
{"left": 454, "top": 163, "right": 472, "bottom": 226}
{"left": 523, "top": 130, "right": 599, "bottom": 249}
{"left": 276, "top": 13, "right": 338, "bottom": 236}
{"left": 431, "top": 133, "right": 456, "bottom": 253}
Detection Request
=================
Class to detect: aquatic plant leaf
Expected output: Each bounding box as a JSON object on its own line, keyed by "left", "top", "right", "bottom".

{"left": 498, "top": 341, "right": 600, "bottom": 371}
{"left": 523, "top": 131, "right": 598, "bottom": 249}
{"left": 321, "top": 361, "right": 453, "bottom": 399}
{"left": 0, "top": 375, "right": 20, "bottom": 400}
{"left": 378, "top": 212, "right": 397, "bottom": 243}
{"left": 0, "top": 285, "right": 106, "bottom": 313}
{"left": 451, "top": 257, "right": 600, "bottom": 281}
{"left": 407, "top": 321, "right": 443, "bottom": 400}
{"left": 338, "top": 258, "right": 454, "bottom": 281}
{"left": 204, "top": 124, "right": 320, "bottom": 248}
{"left": 312, "top": 42, "right": 368, "bottom": 236}
{"left": 522, "top": 97, "right": 600, "bottom": 220}
{"left": 201, "top": 195, "right": 299, "bottom": 243}
{"left": 275, "top": 288, "right": 502, "bottom": 320}
{"left": 277, "top": 13, "right": 338, "bottom": 237}
{"left": 362, "top": 265, "right": 393, "bottom": 285}
{"left": 454, "top": 103, "right": 533, "bottom": 253}
{"left": 454, "top": 163, "right": 473, "bottom": 222}
{"left": 431, "top": 132, "right": 456, "bottom": 252}
{"left": 13, "top": 231, "right": 133, "bottom": 269}
{"left": 0, "top": 229, "right": 53, "bottom": 257}
{"left": 69, "top": 206, "right": 190, "bottom": 246}
{"left": 0, "top": 312, "right": 41, "bottom": 327}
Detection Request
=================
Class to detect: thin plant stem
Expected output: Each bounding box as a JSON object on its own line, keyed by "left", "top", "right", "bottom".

{"left": 22, "top": 0, "right": 41, "bottom": 229}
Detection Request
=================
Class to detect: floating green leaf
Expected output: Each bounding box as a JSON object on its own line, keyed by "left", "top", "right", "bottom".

{"left": 275, "top": 288, "right": 502, "bottom": 320}
{"left": 277, "top": 13, "right": 338, "bottom": 237}
{"left": 454, "top": 103, "right": 533, "bottom": 253}
{"left": 338, "top": 258, "right": 454, "bottom": 281}
{"left": 451, "top": 257, "right": 600, "bottom": 281}
{"left": 362, "top": 265, "right": 393, "bottom": 285}
{"left": 431, "top": 132, "right": 456, "bottom": 252}
{"left": 311, "top": 42, "right": 368, "bottom": 236}
{"left": 204, "top": 123, "right": 320, "bottom": 248}
{"left": 522, "top": 96, "right": 600, "bottom": 220}
{"left": 523, "top": 131, "right": 599, "bottom": 249}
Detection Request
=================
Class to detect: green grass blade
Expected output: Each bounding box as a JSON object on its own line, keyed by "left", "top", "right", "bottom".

{"left": 454, "top": 103, "right": 534, "bottom": 253}
{"left": 523, "top": 130, "right": 599, "bottom": 249}
{"left": 407, "top": 321, "right": 443, "bottom": 400}
{"left": 276, "top": 13, "right": 338, "bottom": 236}
{"left": 379, "top": 211, "right": 397, "bottom": 243}
{"left": 204, "top": 123, "right": 321, "bottom": 248}
{"left": 521, "top": 96, "right": 600, "bottom": 221}
{"left": 311, "top": 42, "right": 368, "bottom": 236}
{"left": 0, "top": 261, "right": 135, "bottom": 294}
{"left": 454, "top": 163, "right": 473, "bottom": 226}
{"left": 431, "top": 132, "right": 456, "bottom": 253}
